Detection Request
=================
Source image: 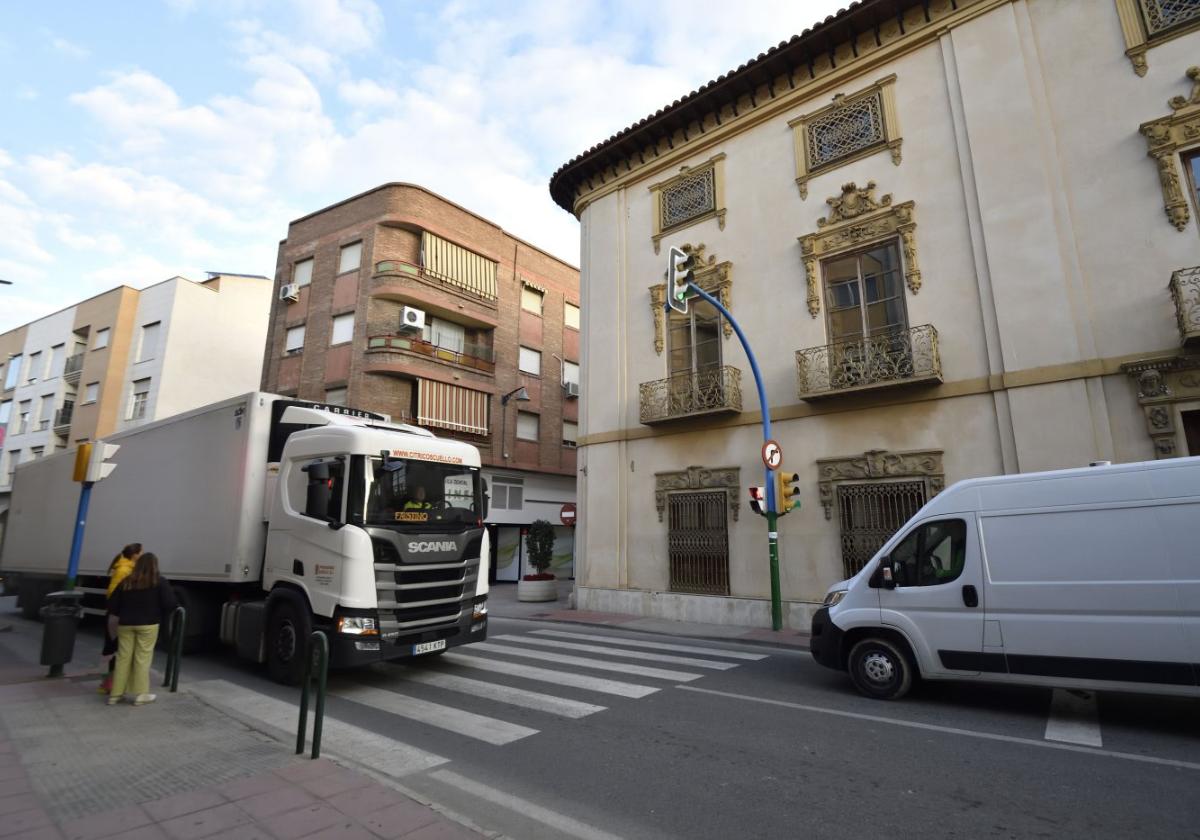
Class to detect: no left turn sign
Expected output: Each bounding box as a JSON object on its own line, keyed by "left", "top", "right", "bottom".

{"left": 762, "top": 440, "right": 783, "bottom": 470}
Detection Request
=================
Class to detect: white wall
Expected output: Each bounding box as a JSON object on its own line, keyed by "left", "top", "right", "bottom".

{"left": 116, "top": 278, "right": 176, "bottom": 431}
{"left": 5, "top": 306, "right": 78, "bottom": 469}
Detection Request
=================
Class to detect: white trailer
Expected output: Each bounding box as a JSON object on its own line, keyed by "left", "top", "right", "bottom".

{"left": 0, "top": 392, "right": 491, "bottom": 683}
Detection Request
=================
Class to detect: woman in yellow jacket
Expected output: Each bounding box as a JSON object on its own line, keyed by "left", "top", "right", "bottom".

{"left": 98, "top": 543, "right": 141, "bottom": 694}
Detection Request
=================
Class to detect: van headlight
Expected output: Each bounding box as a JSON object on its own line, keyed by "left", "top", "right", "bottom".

{"left": 337, "top": 616, "right": 378, "bottom": 636}
{"left": 822, "top": 589, "right": 848, "bottom": 607}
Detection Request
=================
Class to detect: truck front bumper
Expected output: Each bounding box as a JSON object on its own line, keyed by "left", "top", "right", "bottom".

{"left": 329, "top": 600, "right": 489, "bottom": 669}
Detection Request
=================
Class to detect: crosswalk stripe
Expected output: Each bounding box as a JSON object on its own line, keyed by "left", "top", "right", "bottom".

{"left": 531, "top": 629, "right": 768, "bottom": 660}
{"left": 472, "top": 641, "right": 704, "bottom": 682}
{"left": 441, "top": 652, "right": 659, "bottom": 698}
{"left": 394, "top": 668, "right": 606, "bottom": 719}
{"left": 332, "top": 684, "right": 538, "bottom": 745}
{"left": 189, "top": 679, "right": 447, "bottom": 776}
{"left": 493, "top": 634, "right": 737, "bottom": 670}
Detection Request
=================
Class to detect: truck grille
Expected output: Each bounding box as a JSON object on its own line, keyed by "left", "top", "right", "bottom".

{"left": 370, "top": 534, "right": 482, "bottom": 637}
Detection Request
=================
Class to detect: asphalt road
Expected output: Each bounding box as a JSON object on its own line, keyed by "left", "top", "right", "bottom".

{"left": 3, "top": 603, "right": 1199, "bottom": 839}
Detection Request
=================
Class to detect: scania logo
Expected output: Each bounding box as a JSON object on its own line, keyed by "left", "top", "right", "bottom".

{"left": 407, "top": 540, "right": 458, "bottom": 553}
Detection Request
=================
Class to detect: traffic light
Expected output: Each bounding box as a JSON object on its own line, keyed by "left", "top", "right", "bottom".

{"left": 667, "top": 246, "right": 696, "bottom": 314}
{"left": 85, "top": 442, "right": 120, "bottom": 483}
{"left": 72, "top": 443, "right": 93, "bottom": 482}
{"left": 748, "top": 485, "right": 766, "bottom": 517}
{"left": 774, "top": 469, "right": 801, "bottom": 515}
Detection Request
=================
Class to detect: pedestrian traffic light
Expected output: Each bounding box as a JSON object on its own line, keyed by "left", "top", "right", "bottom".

{"left": 85, "top": 441, "right": 120, "bottom": 483}
{"left": 667, "top": 245, "right": 696, "bottom": 314}
{"left": 774, "top": 469, "right": 801, "bottom": 515}
{"left": 748, "top": 485, "right": 766, "bottom": 517}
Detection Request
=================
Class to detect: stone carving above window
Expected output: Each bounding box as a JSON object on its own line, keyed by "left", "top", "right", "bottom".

{"left": 797, "top": 182, "right": 919, "bottom": 318}
{"left": 1115, "top": 0, "right": 1200, "bottom": 76}
{"left": 654, "top": 465, "right": 741, "bottom": 522}
{"left": 648, "top": 243, "right": 732, "bottom": 354}
{"left": 649, "top": 153, "right": 727, "bottom": 254}
{"left": 1122, "top": 352, "right": 1200, "bottom": 457}
{"left": 1139, "top": 67, "right": 1200, "bottom": 232}
{"left": 815, "top": 449, "right": 944, "bottom": 521}
{"left": 789, "top": 76, "right": 901, "bottom": 199}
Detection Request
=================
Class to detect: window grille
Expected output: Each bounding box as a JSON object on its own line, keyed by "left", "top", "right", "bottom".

{"left": 661, "top": 168, "right": 716, "bottom": 230}
{"left": 836, "top": 480, "right": 927, "bottom": 579}
{"left": 808, "top": 93, "right": 885, "bottom": 170}
{"left": 667, "top": 490, "right": 730, "bottom": 595}
{"left": 1138, "top": 0, "right": 1200, "bottom": 35}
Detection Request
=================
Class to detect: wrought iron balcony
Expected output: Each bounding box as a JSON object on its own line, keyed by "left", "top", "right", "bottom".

{"left": 1169, "top": 265, "right": 1200, "bottom": 347}
{"left": 54, "top": 403, "right": 74, "bottom": 432}
{"left": 366, "top": 334, "right": 495, "bottom": 373}
{"left": 796, "top": 324, "right": 942, "bottom": 400}
{"left": 639, "top": 366, "right": 742, "bottom": 425}
{"left": 63, "top": 353, "right": 84, "bottom": 382}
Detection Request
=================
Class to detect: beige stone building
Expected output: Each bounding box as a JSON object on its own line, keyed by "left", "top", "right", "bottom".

{"left": 549, "top": 0, "right": 1200, "bottom": 628}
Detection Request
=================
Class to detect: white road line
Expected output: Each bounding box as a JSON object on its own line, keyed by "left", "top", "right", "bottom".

{"left": 189, "top": 679, "right": 447, "bottom": 776}
{"left": 332, "top": 684, "right": 538, "bottom": 745}
{"left": 472, "top": 641, "right": 704, "bottom": 682}
{"left": 441, "top": 652, "right": 659, "bottom": 698}
{"left": 532, "top": 629, "right": 768, "bottom": 661}
{"left": 678, "top": 685, "right": 1200, "bottom": 773}
{"left": 493, "top": 634, "right": 738, "bottom": 671}
{"left": 1044, "top": 689, "right": 1103, "bottom": 747}
{"left": 429, "top": 769, "right": 626, "bottom": 840}
{"left": 395, "top": 669, "right": 606, "bottom": 719}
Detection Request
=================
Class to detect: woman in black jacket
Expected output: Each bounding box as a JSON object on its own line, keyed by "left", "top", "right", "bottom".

{"left": 107, "top": 553, "right": 177, "bottom": 706}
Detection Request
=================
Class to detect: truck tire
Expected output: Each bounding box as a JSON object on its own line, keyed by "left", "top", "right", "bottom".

{"left": 847, "top": 637, "right": 914, "bottom": 701}
{"left": 265, "top": 598, "right": 311, "bottom": 686}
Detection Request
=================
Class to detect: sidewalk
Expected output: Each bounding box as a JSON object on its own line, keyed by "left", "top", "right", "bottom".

{"left": 486, "top": 580, "right": 812, "bottom": 650}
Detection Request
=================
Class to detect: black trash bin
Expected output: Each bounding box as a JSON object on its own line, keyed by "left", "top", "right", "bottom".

{"left": 40, "top": 590, "right": 85, "bottom": 670}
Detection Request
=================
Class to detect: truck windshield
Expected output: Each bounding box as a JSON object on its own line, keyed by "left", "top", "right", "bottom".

{"left": 364, "top": 457, "right": 481, "bottom": 528}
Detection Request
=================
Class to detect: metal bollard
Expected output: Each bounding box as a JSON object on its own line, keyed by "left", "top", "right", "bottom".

{"left": 296, "top": 631, "right": 329, "bottom": 760}
{"left": 161, "top": 606, "right": 186, "bottom": 692}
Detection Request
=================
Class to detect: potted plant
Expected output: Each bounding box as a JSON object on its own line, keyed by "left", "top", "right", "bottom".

{"left": 517, "top": 519, "right": 558, "bottom": 602}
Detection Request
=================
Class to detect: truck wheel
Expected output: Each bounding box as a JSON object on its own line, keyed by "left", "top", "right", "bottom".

{"left": 847, "top": 637, "right": 914, "bottom": 700}
{"left": 266, "top": 599, "right": 311, "bottom": 686}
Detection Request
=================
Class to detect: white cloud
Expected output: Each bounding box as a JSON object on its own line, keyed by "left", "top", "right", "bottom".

{"left": 338, "top": 78, "right": 400, "bottom": 110}
{"left": 50, "top": 35, "right": 90, "bottom": 59}
{"left": 293, "top": 0, "right": 383, "bottom": 53}
{"left": 17, "top": 86, "right": 38, "bottom": 101}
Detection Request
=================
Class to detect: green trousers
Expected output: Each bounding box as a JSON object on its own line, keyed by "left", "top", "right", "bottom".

{"left": 110, "top": 624, "right": 159, "bottom": 698}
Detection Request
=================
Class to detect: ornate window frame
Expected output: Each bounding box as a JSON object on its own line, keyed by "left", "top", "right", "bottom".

{"left": 654, "top": 465, "right": 741, "bottom": 523}
{"left": 788, "top": 75, "right": 901, "bottom": 200}
{"left": 648, "top": 243, "right": 732, "bottom": 355}
{"left": 816, "top": 448, "right": 944, "bottom": 521}
{"left": 649, "top": 154, "right": 727, "bottom": 254}
{"left": 1115, "top": 1, "right": 1200, "bottom": 77}
{"left": 797, "top": 182, "right": 920, "bottom": 318}
{"left": 1121, "top": 354, "right": 1200, "bottom": 457}
{"left": 1140, "top": 67, "right": 1200, "bottom": 232}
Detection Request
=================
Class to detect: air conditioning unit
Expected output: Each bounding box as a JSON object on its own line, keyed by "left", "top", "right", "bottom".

{"left": 563, "top": 381, "right": 581, "bottom": 399}
{"left": 279, "top": 283, "right": 300, "bottom": 303}
{"left": 399, "top": 306, "right": 426, "bottom": 334}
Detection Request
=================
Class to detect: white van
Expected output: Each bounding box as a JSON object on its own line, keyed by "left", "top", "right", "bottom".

{"left": 810, "top": 457, "right": 1200, "bottom": 700}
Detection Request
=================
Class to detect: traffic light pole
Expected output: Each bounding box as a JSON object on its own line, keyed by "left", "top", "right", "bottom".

{"left": 669, "top": 284, "right": 783, "bottom": 630}
{"left": 64, "top": 481, "right": 94, "bottom": 591}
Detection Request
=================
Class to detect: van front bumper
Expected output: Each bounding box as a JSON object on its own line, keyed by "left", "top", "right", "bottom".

{"left": 809, "top": 607, "right": 844, "bottom": 671}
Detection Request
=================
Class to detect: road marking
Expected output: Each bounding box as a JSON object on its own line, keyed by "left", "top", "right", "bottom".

{"left": 189, "top": 679, "right": 447, "bottom": 776}
{"left": 492, "top": 634, "right": 737, "bottom": 670}
{"left": 332, "top": 684, "right": 538, "bottom": 745}
{"left": 1044, "top": 689, "right": 1103, "bottom": 747}
{"left": 472, "top": 641, "right": 704, "bottom": 682}
{"left": 442, "top": 652, "right": 659, "bottom": 698}
{"left": 678, "top": 685, "right": 1200, "bottom": 773}
{"left": 532, "top": 629, "right": 768, "bottom": 660}
{"left": 429, "top": 769, "right": 626, "bottom": 840}
{"left": 395, "top": 668, "right": 606, "bottom": 719}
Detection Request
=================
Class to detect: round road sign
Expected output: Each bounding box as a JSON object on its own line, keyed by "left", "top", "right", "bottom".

{"left": 761, "top": 440, "right": 783, "bottom": 470}
{"left": 560, "top": 502, "right": 577, "bottom": 526}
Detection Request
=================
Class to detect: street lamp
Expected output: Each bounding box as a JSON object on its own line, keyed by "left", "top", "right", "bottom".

{"left": 499, "top": 386, "right": 530, "bottom": 460}
{"left": 0, "top": 278, "right": 12, "bottom": 285}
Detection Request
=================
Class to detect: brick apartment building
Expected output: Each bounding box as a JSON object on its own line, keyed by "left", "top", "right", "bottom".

{"left": 259, "top": 183, "right": 581, "bottom": 582}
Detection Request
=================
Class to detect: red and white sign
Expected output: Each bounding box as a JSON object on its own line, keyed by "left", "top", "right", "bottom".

{"left": 560, "top": 502, "right": 577, "bottom": 526}
{"left": 761, "top": 439, "right": 783, "bottom": 470}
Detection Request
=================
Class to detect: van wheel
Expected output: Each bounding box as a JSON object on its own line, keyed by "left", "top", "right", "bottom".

{"left": 848, "top": 637, "right": 913, "bottom": 700}
{"left": 266, "top": 599, "right": 311, "bottom": 686}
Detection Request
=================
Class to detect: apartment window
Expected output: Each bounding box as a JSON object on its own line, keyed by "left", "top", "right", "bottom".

{"left": 30, "top": 446, "right": 44, "bottom": 461}
{"left": 84, "top": 382, "right": 99, "bottom": 404}
{"left": 422, "top": 317, "right": 466, "bottom": 354}
{"left": 26, "top": 352, "right": 40, "bottom": 383}
{"left": 48, "top": 344, "right": 65, "bottom": 379}
{"left": 563, "top": 420, "right": 578, "bottom": 448}
{"left": 521, "top": 286, "right": 544, "bottom": 315}
{"left": 519, "top": 346, "right": 542, "bottom": 376}
{"left": 293, "top": 258, "right": 314, "bottom": 287}
{"left": 0, "top": 401, "right": 9, "bottom": 426}
{"left": 16, "top": 401, "right": 30, "bottom": 434}
{"left": 4, "top": 355, "right": 19, "bottom": 390}
{"left": 668, "top": 297, "right": 722, "bottom": 376}
{"left": 137, "top": 321, "right": 161, "bottom": 363}
{"left": 491, "top": 476, "right": 524, "bottom": 510}
{"left": 564, "top": 302, "right": 580, "bottom": 330}
{"left": 128, "top": 379, "right": 151, "bottom": 421}
{"left": 324, "top": 387, "right": 347, "bottom": 406}
{"left": 331, "top": 313, "right": 355, "bottom": 345}
{"left": 4, "top": 450, "right": 16, "bottom": 485}
{"left": 38, "top": 395, "right": 54, "bottom": 428}
{"left": 338, "top": 241, "right": 362, "bottom": 274}
{"left": 516, "top": 411, "right": 539, "bottom": 441}
{"left": 93, "top": 328, "right": 110, "bottom": 350}
{"left": 563, "top": 361, "right": 580, "bottom": 386}
{"left": 285, "top": 325, "right": 305, "bottom": 354}
{"left": 823, "top": 242, "right": 907, "bottom": 351}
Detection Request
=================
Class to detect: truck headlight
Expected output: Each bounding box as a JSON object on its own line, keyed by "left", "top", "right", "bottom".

{"left": 822, "top": 589, "right": 848, "bottom": 607}
{"left": 472, "top": 603, "right": 488, "bottom": 622}
{"left": 337, "top": 616, "right": 378, "bottom": 636}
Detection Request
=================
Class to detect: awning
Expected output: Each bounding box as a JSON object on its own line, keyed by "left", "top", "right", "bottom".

{"left": 417, "top": 379, "right": 490, "bottom": 436}
{"left": 421, "top": 232, "right": 498, "bottom": 300}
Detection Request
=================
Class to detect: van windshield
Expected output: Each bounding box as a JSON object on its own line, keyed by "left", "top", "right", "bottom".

{"left": 364, "top": 456, "right": 480, "bottom": 528}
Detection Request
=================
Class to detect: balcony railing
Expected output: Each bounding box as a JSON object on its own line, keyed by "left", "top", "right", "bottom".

{"left": 54, "top": 403, "right": 74, "bottom": 432}
{"left": 366, "top": 334, "right": 496, "bottom": 373}
{"left": 63, "top": 353, "right": 84, "bottom": 381}
{"left": 639, "top": 365, "right": 742, "bottom": 425}
{"left": 373, "top": 260, "right": 498, "bottom": 304}
{"left": 1169, "top": 265, "right": 1200, "bottom": 347}
{"left": 796, "top": 324, "right": 942, "bottom": 400}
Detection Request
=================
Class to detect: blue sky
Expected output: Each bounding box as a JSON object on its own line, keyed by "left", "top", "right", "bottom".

{"left": 0, "top": 0, "right": 844, "bottom": 332}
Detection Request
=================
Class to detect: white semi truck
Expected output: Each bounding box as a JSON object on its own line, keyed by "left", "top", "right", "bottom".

{"left": 0, "top": 392, "right": 490, "bottom": 683}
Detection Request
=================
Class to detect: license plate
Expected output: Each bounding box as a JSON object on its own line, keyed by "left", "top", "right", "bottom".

{"left": 413, "top": 639, "right": 447, "bottom": 655}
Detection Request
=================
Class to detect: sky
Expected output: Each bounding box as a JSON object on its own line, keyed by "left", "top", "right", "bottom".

{"left": 0, "top": 0, "right": 846, "bottom": 333}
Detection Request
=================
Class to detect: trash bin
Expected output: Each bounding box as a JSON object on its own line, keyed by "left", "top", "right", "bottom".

{"left": 39, "top": 590, "right": 85, "bottom": 668}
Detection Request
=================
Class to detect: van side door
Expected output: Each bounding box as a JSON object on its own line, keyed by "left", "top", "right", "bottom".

{"left": 879, "top": 514, "right": 985, "bottom": 676}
